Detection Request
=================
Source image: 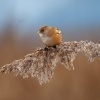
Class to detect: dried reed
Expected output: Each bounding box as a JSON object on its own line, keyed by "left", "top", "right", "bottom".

{"left": 0, "top": 41, "right": 100, "bottom": 84}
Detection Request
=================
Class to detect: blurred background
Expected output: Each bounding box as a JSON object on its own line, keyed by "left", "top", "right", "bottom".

{"left": 0, "top": 0, "right": 100, "bottom": 100}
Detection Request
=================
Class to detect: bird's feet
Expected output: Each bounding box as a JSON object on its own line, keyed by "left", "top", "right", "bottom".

{"left": 52, "top": 45, "right": 57, "bottom": 49}
{"left": 44, "top": 46, "right": 49, "bottom": 51}
{"left": 44, "top": 45, "right": 57, "bottom": 51}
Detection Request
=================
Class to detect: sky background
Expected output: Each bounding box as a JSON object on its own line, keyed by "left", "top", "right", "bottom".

{"left": 0, "top": 0, "right": 100, "bottom": 33}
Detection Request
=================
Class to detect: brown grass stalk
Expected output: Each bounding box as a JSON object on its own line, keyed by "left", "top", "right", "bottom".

{"left": 0, "top": 41, "right": 100, "bottom": 85}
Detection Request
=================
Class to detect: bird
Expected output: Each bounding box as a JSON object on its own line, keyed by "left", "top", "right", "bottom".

{"left": 37, "top": 26, "right": 62, "bottom": 48}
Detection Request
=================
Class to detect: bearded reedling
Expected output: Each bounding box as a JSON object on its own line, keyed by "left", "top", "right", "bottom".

{"left": 37, "top": 26, "right": 62, "bottom": 49}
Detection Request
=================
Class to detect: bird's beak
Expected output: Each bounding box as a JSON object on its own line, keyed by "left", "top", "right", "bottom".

{"left": 37, "top": 31, "right": 39, "bottom": 34}
{"left": 37, "top": 31, "right": 40, "bottom": 34}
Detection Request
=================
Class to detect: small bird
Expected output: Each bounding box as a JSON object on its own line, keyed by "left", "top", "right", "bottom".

{"left": 37, "top": 26, "right": 62, "bottom": 47}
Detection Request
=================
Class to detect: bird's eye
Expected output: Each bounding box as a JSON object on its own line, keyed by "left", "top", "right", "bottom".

{"left": 40, "top": 29, "right": 44, "bottom": 33}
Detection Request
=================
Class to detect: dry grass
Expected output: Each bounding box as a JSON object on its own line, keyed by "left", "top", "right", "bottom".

{"left": 0, "top": 41, "right": 100, "bottom": 85}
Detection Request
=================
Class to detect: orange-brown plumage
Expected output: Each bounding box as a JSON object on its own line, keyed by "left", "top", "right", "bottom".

{"left": 37, "top": 26, "right": 62, "bottom": 46}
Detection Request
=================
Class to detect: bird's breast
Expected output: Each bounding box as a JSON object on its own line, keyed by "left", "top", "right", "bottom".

{"left": 39, "top": 33, "right": 61, "bottom": 46}
{"left": 39, "top": 33, "right": 52, "bottom": 46}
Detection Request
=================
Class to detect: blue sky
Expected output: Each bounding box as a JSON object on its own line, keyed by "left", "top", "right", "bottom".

{"left": 0, "top": 0, "right": 100, "bottom": 32}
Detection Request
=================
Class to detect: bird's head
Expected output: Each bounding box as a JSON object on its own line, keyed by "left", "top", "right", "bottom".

{"left": 37, "top": 26, "right": 61, "bottom": 37}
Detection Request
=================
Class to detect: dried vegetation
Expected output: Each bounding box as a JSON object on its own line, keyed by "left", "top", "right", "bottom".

{"left": 0, "top": 41, "right": 100, "bottom": 84}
